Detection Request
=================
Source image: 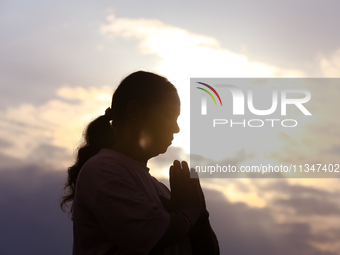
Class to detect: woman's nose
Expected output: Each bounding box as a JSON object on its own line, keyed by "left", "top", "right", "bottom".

{"left": 173, "top": 121, "right": 180, "bottom": 133}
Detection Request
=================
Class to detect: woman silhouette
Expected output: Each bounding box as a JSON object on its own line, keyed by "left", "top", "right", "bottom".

{"left": 60, "top": 71, "right": 219, "bottom": 255}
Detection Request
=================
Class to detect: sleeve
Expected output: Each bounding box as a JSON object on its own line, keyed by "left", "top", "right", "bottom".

{"left": 190, "top": 219, "right": 220, "bottom": 255}
{"left": 92, "top": 161, "right": 170, "bottom": 255}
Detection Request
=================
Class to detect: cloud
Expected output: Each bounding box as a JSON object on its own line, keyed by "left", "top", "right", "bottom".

{"left": 99, "top": 14, "right": 340, "bottom": 161}
{"left": 100, "top": 15, "right": 305, "bottom": 79}
{"left": 0, "top": 165, "right": 73, "bottom": 255}
{"left": 99, "top": 14, "right": 307, "bottom": 154}
{"left": 1, "top": 12, "right": 340, "bottom": 254}
{"left": 0, "top": 85, "right": 113, "bottom": 168}
{"left": 151, "top": 145, "right": 340, "bottom": 254}
{"left": 100, "top": 14, "right": 340, "bottom": 80}
{"left": 274, "top": 197, "right": 340, "bottom": 216}
{"left": 2, "top": 161, "right": 340, "bottom": 255}
{"left": 319, "top": 48, "right": 340, "bottom": 77}
{"left": 210, "top": 179, "right": 340, "bottom": 254}
{"left": 265, "top": 83, "right": 340, "bottom": 171}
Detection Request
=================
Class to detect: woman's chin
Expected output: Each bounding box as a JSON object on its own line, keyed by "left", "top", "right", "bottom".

{"left": 158, "top": 146, "right": 170, "bottom": 155}
{"left": 157, "top": 144, "right": 172, "bottom": 155}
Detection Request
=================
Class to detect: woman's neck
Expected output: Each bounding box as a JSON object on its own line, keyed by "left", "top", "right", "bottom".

{"left": 110, "top": 132, "right": 149, "bottom": 166}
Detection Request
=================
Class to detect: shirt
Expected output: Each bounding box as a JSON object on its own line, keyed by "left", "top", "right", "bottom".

{"left": 72, "top": 148, "right": 192, "bottom": 255}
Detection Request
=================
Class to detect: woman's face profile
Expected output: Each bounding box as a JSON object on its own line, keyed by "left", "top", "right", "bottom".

{"left": 138, "top": 90, "right": 180, "bottom": 158}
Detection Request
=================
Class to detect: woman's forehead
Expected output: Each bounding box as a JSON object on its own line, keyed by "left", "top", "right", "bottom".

{"left": 161, "top": 91, "right": 180, "bottom": 107}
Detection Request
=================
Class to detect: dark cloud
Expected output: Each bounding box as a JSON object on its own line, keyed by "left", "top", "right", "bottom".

{"left": 274, "top": 197, "right": 340, "bottom": 216}
{"left": 157, "top": 177, "right": 340, "bottom": 255}
{"left": 261, "top": 180, "right": 338, "bottom": 198}
{"left": 0, "top": 137, "right": 11, "bottom": 148}
{"left": 27, "top": 143, "right": 72, "bottom": 168}
{"left": 203, "top": 188, "right": 339, "bottom": 255}
{"left": 260, "top": 180, "right": 340, "bottom": 216}
{"left": 0, "top": 151, "right": 26, "bottom": 169}
{"left": 323, "top": 145, "right": 340, "bottom": 156}
{"left": 0, "top": 165, "right": 72, "bottom": 255}
{"left": 1, "top": 157, "right": 340, "bottom": 254}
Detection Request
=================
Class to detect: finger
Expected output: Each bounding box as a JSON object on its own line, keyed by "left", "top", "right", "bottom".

{"left": 170, "top": 161, "right": 183, "bottom": 203}
{"left": 181, "top": 161, "right": 190, "bottom": 188}
{"left": 190, "top": 168, "right": 203, "bottom": 194}
{"left": 173, "top": 160, "right": 183, "bottom": 191}
{"left": 190, "top": 167, "right": 202, "bottom": 189}
{"left": 190, "top": 167, "right": 199, "bottom": 179}
{"left": 190, "top": 168, "right": 201, "bottom": 198}
{"left": 169, "top": 165, "right": 175, "bottom": 193}
{"left": 173, "top": 160, "right": 181, "bottom": 171}
{"left": 190, "top": 168, "right": 207, "bottom": 210}
{"left": 190, "top": 179, "right": 202, "bottom": 212}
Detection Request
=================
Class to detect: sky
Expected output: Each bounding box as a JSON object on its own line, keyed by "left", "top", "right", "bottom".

{"left": 1, "top": 1, "right": 340, "bottom": 254}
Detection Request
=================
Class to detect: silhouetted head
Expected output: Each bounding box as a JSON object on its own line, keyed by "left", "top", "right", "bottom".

{"left": 108, "top": 71, "right": 180, "bottom": 158}
{"left": 60, "top": 71, "right": 180, "bottom": 213}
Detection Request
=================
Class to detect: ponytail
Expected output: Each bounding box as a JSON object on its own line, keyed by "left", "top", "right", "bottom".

{"left": 60, "top": 114, "right": 114, "bottom": 215}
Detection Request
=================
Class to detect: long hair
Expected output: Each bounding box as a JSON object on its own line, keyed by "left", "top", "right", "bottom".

{"left": 60, "top": 71, "right": 177, "bottom": 215}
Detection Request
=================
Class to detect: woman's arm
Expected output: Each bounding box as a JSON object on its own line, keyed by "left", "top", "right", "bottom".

{"left": 151, "top": 160, "right": 203, "bottom": 253}
{"left": 190, "top": 214, "right": 220, "bottom": 255}
{"left": 150, "top": 210, "right": 220, "bottom": 255}
{"left": 149, "top": 212, "right": 190, "bottom": 254}
{"left": 162, "top": 160, "right": 220, "bottom": 254}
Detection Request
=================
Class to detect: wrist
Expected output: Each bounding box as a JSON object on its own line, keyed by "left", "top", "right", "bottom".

{"left": 176, "top": 211, "right": 192, "bottom": 229}
{"left": 194, "top": 210, "right": 209, "bottom": 228}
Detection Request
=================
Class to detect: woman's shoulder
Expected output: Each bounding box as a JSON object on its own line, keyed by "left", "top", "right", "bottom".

{"left": 78, "top": 149, "right": 134, "bottom": 183}
{"left": 83, "top": 148, "right": 129, "bottom": 168}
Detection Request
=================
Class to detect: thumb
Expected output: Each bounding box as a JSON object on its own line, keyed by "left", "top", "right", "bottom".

{"left": 159, "top": 195, "right": 172, "bottom": 211}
